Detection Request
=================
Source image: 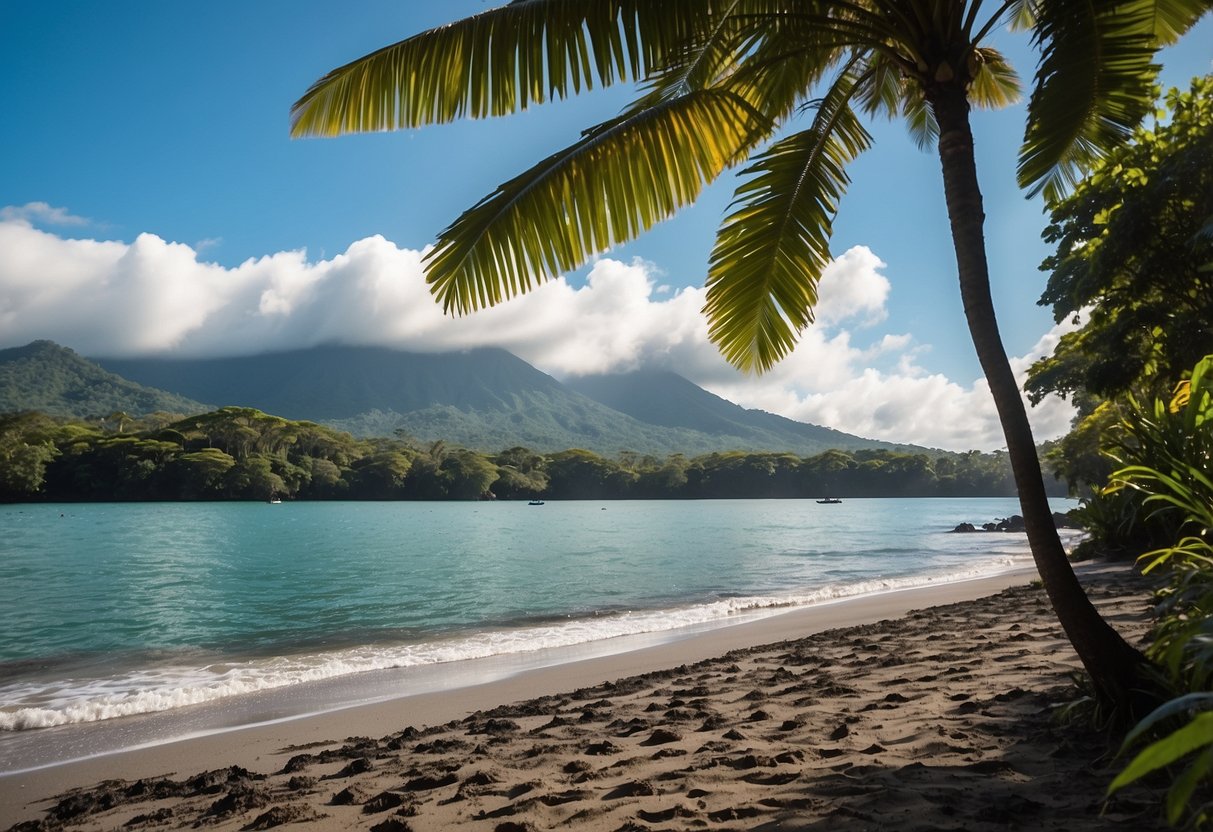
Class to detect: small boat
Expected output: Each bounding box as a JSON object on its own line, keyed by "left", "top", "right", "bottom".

{"left": 268, "top": 495, "right": 282, "bottom": 504}
{"left": 528, "top": 499, "right": 545, "bottom": 506}
{"left": 816, "top": 497, "right": 842, "bottom": 504}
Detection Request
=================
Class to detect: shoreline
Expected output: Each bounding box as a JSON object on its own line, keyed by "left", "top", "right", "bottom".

{"left": 0, "top": 558, "right": 1040, "bottom": 769}
{"left": 2, "top": 562, "right": 1158, "bottom": 830}
{"left": 0, "top": 566, "right": 1038, "bottom": 778}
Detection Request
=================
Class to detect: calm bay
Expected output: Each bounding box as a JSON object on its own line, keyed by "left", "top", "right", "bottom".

{"left": 0, "top": 497, "right": 1076, "bottom": 769}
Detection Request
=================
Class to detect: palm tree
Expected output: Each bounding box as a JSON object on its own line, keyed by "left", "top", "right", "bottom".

{"left": 291, "top": 0, "right": 1210, "bottom": 711}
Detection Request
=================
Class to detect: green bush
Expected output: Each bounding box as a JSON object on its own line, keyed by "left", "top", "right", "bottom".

{"left": 1109, "top": 356, "right": 1213, "bottom": 827}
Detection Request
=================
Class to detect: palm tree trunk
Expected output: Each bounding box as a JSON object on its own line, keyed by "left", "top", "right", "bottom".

{"left": 928, "top": 82, "right": 1150, "bottom": 715}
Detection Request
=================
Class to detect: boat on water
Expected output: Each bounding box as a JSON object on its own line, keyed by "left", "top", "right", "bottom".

{"left": 268, "top": 496, "right": 282, "bottom": 504}
{"left": 528, "top": 499, "right": 545, "bottom": 506}
{"left": 816, "top": 497, "right": 842, "bottom": 504}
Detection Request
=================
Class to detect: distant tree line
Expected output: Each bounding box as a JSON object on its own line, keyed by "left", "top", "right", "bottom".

{"left": 0, "top": 407, "right": 1063, "bottom": 503}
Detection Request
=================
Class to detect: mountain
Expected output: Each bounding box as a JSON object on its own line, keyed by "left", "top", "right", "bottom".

{"left": 0, "top": 341, "right": 208, "bottom": 418}
{"left": 4, "top": 340, "right": 911, "bottom": 455}
{"left": 97, "top": 345, "right": 762, "bottom": 454}
{"left": 566, "top": 369, "right": 913, "bottom": 453}
{"left": 95, "top": 345, "right": 910, "bottom": 455}
{"left": 98, "top": 345, "right": 574, "bottom": 420}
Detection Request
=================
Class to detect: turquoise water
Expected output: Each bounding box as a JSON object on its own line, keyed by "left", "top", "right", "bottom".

{"left": 0, "top": 498, "right": 1072, "bottom": 732}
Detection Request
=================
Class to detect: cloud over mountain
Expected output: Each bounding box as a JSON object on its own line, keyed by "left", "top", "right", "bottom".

{"left": 0, "top": 215, "right": 1073, "bottom": 450}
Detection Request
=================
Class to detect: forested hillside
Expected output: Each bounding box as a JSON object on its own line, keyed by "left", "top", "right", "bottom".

{"left": 0, "top": 406, "right": 1061, "bottom": 503}
{"left": 0, "top": 341, "right": 208, "bottom": 418}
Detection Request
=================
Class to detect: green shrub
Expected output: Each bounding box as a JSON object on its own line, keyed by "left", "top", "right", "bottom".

{"left": 1109, "top": 356, "right": 1213, "bottom": 827}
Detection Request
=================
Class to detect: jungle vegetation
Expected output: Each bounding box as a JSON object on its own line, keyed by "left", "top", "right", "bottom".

{"left": 0, "top": 405, "right": 1044, "bottom": 503}
{"left": 1026, "top": 78, "right": 1213, "bottom": 828}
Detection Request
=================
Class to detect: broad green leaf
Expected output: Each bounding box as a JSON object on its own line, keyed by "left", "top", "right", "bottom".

{"left": 1168, "top": 745, "right": 1213, "bottom": 824}
{"left": 1110, "top": 711, "right": 1213, "bottom": 794}
{"left": 1121, "top": 692, "right": 1213, "bottom": 749}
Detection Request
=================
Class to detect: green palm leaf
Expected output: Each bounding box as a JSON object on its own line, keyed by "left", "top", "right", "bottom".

{"left": 630, "top": 0, "right": 752, "bottom": 102}
{"left": 290, "top": 0, "right": 707, "bottom": 137}
{"left": 1006, "top": 0, "right": 1038, "bottom": 31}
{"left": 425, "top": 88, "right": 769, "bottom": 314}
{"left": 1017, "top": 0, "right": 1209, "bottom": 201}
{"left": 969, "top": 46, "right": 1022, "bottom": 109}
{"left": 1141, "top": 0, "right": 1213, "bottom": 43}
{"left": 1110, "top": 711, "right": 1213, "bottom": 794}
{"left": 855, "top": 52, "right": 906, "bottom": 118}
{"left": 903, "top": 89, "right": 939, "bottom": 149}
{"left": 704, "top": 65, "right": 872, "bottom": 373}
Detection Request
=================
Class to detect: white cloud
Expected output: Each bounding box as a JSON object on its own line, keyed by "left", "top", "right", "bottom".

{"left": 703, "top": 316, "right": 1079, "bottom": 451}
{"left": 0, "top": 202, "right": 90, "bottom": 227}
{"left": 814, "top": 246, "right": 890, "bottom": 326}
{"left": 0, "top": 219, "right": 1075, "bottom": 451}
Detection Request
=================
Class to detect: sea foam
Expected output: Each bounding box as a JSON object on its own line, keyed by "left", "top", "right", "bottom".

{"left": 0, "top": 554, "right": 1029, "bottom": 731}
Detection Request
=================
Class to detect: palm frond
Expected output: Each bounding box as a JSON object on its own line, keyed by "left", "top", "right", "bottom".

{"left": 290, "top": 0, "right": 706, "bottom": 137}
{"left": 703, "top": 66, "right": 872, "bottom": 373}
{"left": 1017, "top": 0, "right": 1195, "bottom": 201}
{"left": 738, "top": 0, "right": 925, "bottom": 71}
{"left": 856, "top": 52, "right": 905, "bottom": 118}
{"left": 903, "top": 89, "right": 939, "bottom": 149}
{"left": 1138, "top": 0, "right": 1213, "bottom": 44}
{"left": 1007, "top": 0, "right": 1039, "bottom": 31}
{"left": 424, "top": 88, "right": 770, "bottom": 314}
{"left": 722, "top": 18, "right": 844, "bottom": 124}
{"left": 635, "top": 0, "right": 754, "bottom": 102}
{"left": 969, "top": 46, "right": 1022, "bottom": 109}
{"left": 617, "top": 6, "right": 823, "bottom": 176}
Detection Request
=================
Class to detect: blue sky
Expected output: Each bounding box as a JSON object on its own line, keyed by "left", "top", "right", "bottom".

{"left": 2, "top": 3, "right": 1210, "bottom": 450}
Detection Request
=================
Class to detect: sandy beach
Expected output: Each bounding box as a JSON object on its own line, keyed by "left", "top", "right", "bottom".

{"left": 1, "top": 564, "right": 1166, "bottom": 831}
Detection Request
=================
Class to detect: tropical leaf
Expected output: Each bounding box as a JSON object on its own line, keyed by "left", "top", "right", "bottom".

{"left": 628, "top": 0, "right": 751, "bottom": 103}
{"left": 1121, "top": 692, "right": 1213, "bottom": 749}
{"left": 622, "top": 1, "right": 820, "bottom": 134}
{"left": 1018, "top": 0, "right": 1211, "bottom": 201}
{"left": 1110, "top": 711, "right": 1213, "bottom": 793}
{"left": 1167, "top": 746, "right": 1213, "bottom": 825}
{"left": 855, "top": 52, "right": 905, "bottom": 118}
{"left": 1138, "top": 0, "right": 1213, "bottom": 44}
{"left": 968, "top": 47, "right": 1022, "bottom": 109}
{"left": 1006, "top": 0, "right": 1038, "bottom": 31}
{"left": 1109, "top": 353, "right": 1213, "bottom": 822}
{"left": 424, "top": 88, "right": 769, "bottom": 314}
{"left": 903, "top": 90, "right": 939, "bottom": 150}
{"left": 1018, "top": 1, "right": 1160, "bottom": 201}
{"left": 290, "top": 0, "right": 708, "bottom": 137}
{"left": 720, "top": 10, "right": 841, "bottom": 124}
{"left": 704, "top": 64, "right": 872, "bottom": 373}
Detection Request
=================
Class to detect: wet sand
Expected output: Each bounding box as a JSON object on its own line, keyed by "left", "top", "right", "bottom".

{"left": 1, "top": 564, "right": 1166, "bottom": 831}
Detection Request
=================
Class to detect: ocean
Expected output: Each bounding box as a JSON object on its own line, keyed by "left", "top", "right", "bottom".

{"left": 0, "top": 498, "right": 1075, "bottom": 768}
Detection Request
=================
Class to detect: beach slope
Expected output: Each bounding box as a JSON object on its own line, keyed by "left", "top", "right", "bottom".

{"left": 1, "top": 565, "right": 1165, "bottom": 831}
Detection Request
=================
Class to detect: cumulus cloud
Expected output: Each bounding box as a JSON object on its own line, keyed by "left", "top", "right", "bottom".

{"left": 0, "top": 218, "right": 1074, "bottom": 450}
{"left": 814, "top": 246, "right": 890, "bottom": 326}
